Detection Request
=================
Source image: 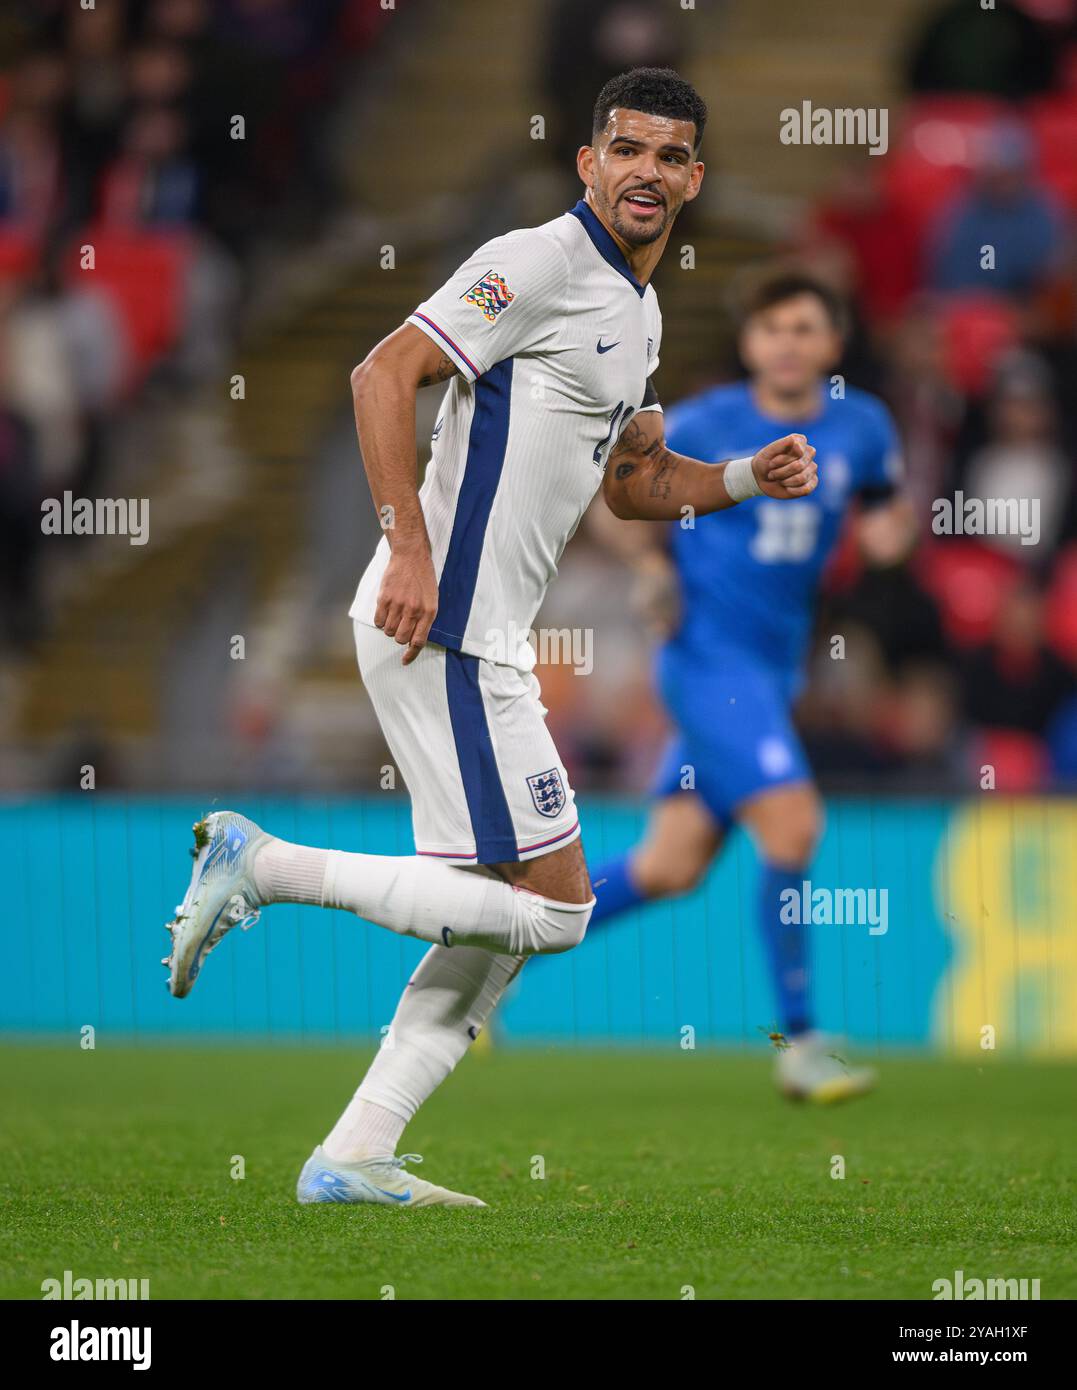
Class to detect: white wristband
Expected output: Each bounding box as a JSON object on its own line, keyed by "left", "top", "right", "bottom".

{"left": 723, "top": 455, "right": 762, "bottom": 503}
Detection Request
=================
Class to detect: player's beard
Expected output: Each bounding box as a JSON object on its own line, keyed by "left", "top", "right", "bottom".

{"left": 598, "top": 185, "right": 673, "bottom": 246}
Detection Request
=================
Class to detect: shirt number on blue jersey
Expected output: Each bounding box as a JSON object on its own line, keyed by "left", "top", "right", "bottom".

{"left": 593, "top": 401, "right": 628, "bottom": 469}
{"left": 749, "top": 500, "right": 821, "bottom": 563}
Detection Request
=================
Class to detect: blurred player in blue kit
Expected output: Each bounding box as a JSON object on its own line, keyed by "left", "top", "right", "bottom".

{"left": 588, "top": 271, "right": 915, "bottom": 1101}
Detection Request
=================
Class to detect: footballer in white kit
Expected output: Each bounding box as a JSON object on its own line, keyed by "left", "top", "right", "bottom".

{"left": 349, "top": 198, "right": 663, "bottom": 865}
{"left": 162, "top": 67, "right": 819, "bottom": 1208}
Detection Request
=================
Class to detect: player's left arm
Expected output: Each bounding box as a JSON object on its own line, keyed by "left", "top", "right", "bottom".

{"left": 602, "top": 406, "right": 817, "bottom": 521}
{"left": 851, "top": 405, "right": 917, "bottom": 566}
{"left": 854, "top": 493, "right": 917, "bottom": 566}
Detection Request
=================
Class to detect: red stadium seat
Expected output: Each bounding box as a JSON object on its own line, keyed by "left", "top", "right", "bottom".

{"left": 882, "top": 95, "right": 1012, "bottom": 237}
{"left": 970, "top": 728, "right": 1048, "bottom": 793}
{"left": 0, "top": 225, "right": 39, "bottom": 283}
{"left": 1045, "top": 543, "right": 1077, "bottom": 665}
{"left": 820, "top": 524, "right": 864, "bottom": 594}
{"left": 938, "top": 294, "right": 1021, "bottom": 396}
{"left": 61, "top": 227, "right": 193, "bottom": 388}
{"left": 1027, "top": 93, "right": 1077, "bottom": 212}
{"left": 813, "top": 189, "right": 922, "bottom": 327}
{"left": 915, "top": 540, "right": 1021, "bottom": 648}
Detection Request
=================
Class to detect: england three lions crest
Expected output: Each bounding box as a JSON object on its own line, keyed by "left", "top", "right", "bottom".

{"left": 527, "top": 767, "right": 566, "bottom": 818}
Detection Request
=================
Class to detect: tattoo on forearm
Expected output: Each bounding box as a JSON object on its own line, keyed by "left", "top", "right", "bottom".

{"left": 417, "top": 354, "right": 458, "bottom": 388}
{"left": 649, "top": 453, "right": 680, "bottom": 500}
{"left": 610, "top": 418, "right": 663, "bottom": 461}
{"left": 606, "top": 416, "right": 686, "bottom": 506}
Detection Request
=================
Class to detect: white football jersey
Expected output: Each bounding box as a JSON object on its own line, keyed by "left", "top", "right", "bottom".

{"left": 350, "top": 199, "right": 662, "bottom": 672}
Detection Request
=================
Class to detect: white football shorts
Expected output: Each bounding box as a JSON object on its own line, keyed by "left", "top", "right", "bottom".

{"left": 354, "top": 619, "right": 581, "bottom": 865}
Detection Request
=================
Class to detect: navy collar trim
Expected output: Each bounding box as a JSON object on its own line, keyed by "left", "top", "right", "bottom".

{"left": 567, "top": 199, "right": 646, "bottom": 297}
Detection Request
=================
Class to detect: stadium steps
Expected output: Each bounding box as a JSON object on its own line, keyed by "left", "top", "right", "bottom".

{"left": 343, "top": 0, "right": 553, "bottom": 217}
{"left": 15, "top": 400, "right": 247, "bottom": 742}
{"left": 648, "top": 226, "right": 773, "bottom": 395}
{"left": 13, "top": 259, "right": 431, "bottom": 764}
{"left": 224, "top": 261, "right": 433, "bottom": 644}
{"left": 697, "top": 0, "right": 937, "bottom": 202}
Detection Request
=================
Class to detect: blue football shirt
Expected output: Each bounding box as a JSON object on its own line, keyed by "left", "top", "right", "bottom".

{"left": 662, "top": 379, "right": 902, "bottom": 673}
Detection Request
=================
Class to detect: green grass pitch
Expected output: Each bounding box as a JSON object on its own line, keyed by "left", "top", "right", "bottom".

{"left": 2, "top": 1044, "right": 1074, "bottom": 1300}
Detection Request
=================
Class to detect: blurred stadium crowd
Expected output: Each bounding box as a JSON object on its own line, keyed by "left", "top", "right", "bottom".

{"left": 0, "top": 0, "right": 388, "bottom": 645}
{"left": 792, "top": 0, "right": 1077, "bottom": 794}
{"left": 544, "top": 0, "right": 1077, "bottom": 798}
{"left": 2, "top": 0, "right": 1077, "bottom": 797}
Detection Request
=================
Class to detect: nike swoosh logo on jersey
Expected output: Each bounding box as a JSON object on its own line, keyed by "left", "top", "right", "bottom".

{"left": 596, "top": 338, "right": 620, "bottom": 353}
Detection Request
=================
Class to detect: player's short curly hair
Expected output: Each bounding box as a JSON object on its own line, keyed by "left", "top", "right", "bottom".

{"left": 592, "top": 67, "right": 707, "bottom": 152}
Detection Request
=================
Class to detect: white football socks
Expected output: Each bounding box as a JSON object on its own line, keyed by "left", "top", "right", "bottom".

{"left": 324, "top": 1100, "right": 405, "bottom": 1163}
{"left": 252, "top": 838, "right": 593, "bottom": 956}
{"left": 251, "top": 838, "right": 587, "bottom": 1165}
{"left": 323, "top": 943, "right": 526, "bottom": 1159}
{"left": 253, "top": 839, "right": 327, "bottom": 905}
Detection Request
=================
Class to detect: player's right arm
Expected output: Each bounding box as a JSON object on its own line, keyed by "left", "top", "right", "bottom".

{"left": 352, "top": 230, "right": 566, "bottom": 665}
{"left": 350, "top": 323, "right": 458, "bottom": 665}
{"left": 602, "top": 407, "right": 817, "bottom": 520}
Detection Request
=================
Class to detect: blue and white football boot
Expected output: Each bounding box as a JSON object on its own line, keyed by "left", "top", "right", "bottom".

{"left": 163, "top": 811, "right": 269, "bottom": 998}
{"left": 297, "top": 1147, "right": 487, "bottom": 1208}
